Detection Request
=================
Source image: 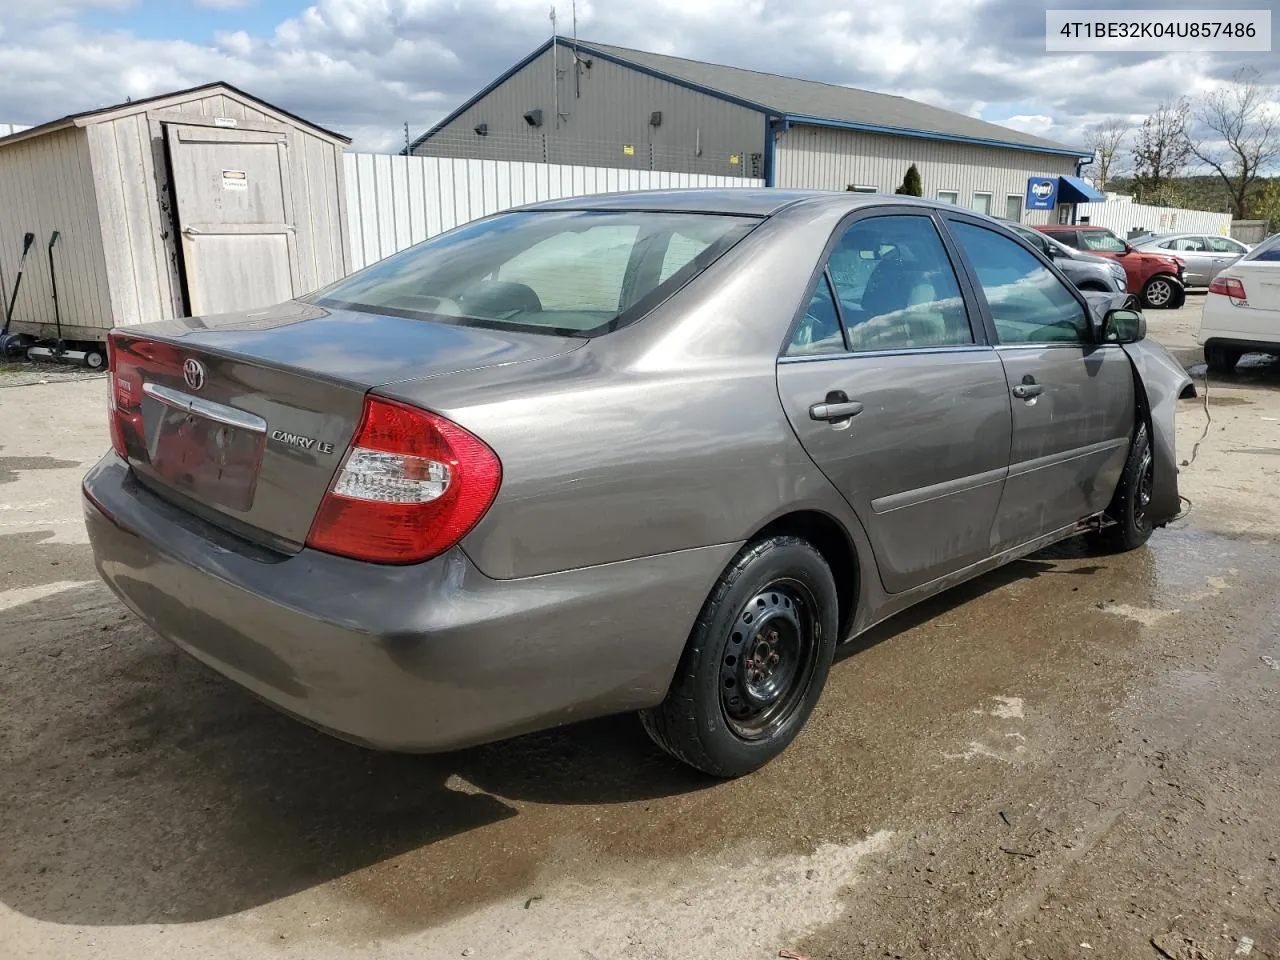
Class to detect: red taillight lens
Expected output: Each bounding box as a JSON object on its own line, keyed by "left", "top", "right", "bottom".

{"left": 1208, "top": 275, "right": 1247, "bottom": 300}
{"left": 305, "top": 397, "right": 501, "bottom": 564}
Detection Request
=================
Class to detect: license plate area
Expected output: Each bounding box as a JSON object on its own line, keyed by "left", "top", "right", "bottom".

{"left": 142, "top": 385, "right": 266, "bottom": 513}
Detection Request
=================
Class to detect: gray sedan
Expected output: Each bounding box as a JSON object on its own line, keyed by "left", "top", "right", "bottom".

{"left": 84, "top": 191, "right": 1191, "bottom": 778}
{"left": 1132, "top": 232, "right": 1251, "bottom": 286}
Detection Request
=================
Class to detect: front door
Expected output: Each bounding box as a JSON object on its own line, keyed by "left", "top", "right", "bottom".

{"left": 776, "top": 211, "right": 1012, "bottom": 594}
{"left": 944, "top": 217, "right": 1136, "bottom": 548}
{"left": 166, "top": 124, "right": 299, "bottom": 316}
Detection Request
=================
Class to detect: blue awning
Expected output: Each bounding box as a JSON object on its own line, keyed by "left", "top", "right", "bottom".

{"left": 1057, "top": 175, "right": 1106, "bottom": 204}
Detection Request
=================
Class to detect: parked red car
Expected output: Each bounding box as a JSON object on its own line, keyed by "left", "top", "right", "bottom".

{"left": 1036, "top": 225, "right": 1186, "bottom": 310}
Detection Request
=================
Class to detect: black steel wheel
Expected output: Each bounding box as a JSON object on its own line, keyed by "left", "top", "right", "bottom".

{"left": 1097, "top": 422, "right": 1155, "bottom": 552}
{"left": 640, "top": 535, "right": 838, "bottom": 778}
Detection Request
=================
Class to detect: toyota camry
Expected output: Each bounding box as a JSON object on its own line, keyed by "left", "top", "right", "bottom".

{"left": 83, "top": 190, "right": 1192, "bottom": 777}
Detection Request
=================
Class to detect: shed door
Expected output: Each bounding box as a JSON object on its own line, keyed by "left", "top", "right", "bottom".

{"left": 167, "top": 124, "right": 299, "bottom": 316}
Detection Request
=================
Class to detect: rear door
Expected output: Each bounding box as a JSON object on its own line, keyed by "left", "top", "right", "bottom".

{"left": 943, "top": 215, "right": 1135, "bottom": 547}
{"left": 776, "top": 209, "right": 1012, "bottom": 594}
{"left": 166, "top": 124, "right": 299, "bottom": 316}
{"left": 1207, "top": 236, "right": 1247, "bottom": 282}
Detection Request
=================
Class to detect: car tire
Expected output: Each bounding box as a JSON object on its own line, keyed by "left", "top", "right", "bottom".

{"left": 639, "top": 536, "right": 838, "bottom": 778}
{"left": 1141, "top": 275, "right": 1179, "bottom": 309}
{"left": 1205, "top": 344, "right": 1241, "bottom": 374}
{"left": 1096, "top": 422, "right": 1154, "bottom": 553}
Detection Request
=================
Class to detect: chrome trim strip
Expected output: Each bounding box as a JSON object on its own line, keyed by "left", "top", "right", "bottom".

{"left": 1006, "top": 437, "right": 1129, "bottom": 479}
{"left": 871, "top": 465, "right": 1008, "bottom": 514}
{"left": 142, "top": 382, "right": 267, "bottom": 434}
{"left": 778, "top": 344, "right": 991, "bottom": 364}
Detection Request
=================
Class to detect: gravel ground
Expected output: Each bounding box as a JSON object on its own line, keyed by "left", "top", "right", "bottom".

{"left": 2, "top": 295, "right": 1279, "bottom": 960}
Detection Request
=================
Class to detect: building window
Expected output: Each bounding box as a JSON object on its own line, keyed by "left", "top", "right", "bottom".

{"left": 971, "top": 192, "right": 993, "bottom": 215}
{"left": 1004, "top": 195, "right": 1022, "bottom": 222}
{"left": 937, "top": 190, "right": 959, "bottom": 205}
{"left": 1057, "top": 205, "right": 1073, "bottom": 224}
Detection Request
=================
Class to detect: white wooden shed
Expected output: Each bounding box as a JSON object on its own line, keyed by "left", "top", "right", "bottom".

{"left": 0, "top": 83, "right": 352, "bottom": 345}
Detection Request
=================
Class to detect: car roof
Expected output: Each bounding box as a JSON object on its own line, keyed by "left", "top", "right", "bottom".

{"left": 1040, "top": 224, "right": 1110, "bottom": 232}
{"left": 517, "top": 188, "right": 952, "bottom": 217}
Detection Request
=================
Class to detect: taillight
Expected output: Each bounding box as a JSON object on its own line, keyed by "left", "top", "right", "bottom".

{"left": 306, "top": 396, "right": 501, "bottom": 564}
{"left": 1208, "top": 275, "right": 1247, "bottom": 300}
{"left": 107, "top": 333, "right": 140, "bottom": 459}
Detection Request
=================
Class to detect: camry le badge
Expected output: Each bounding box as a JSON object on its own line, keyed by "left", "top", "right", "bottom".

{"left": 271, "top": 429, "right": 335, "bottom": 455}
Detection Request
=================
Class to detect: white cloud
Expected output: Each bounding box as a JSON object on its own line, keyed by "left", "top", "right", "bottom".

{"left": 996, "top": 114, "right": 1056, "bottom": 136}
{"left": 0, "top": 0, "right": 1274, "bottom": 153}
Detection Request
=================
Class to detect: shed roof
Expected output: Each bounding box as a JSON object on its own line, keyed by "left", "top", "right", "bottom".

{"left": 413, "top": 37, "right": 1088, "bottom": 159}
{"left": 0, "top": 82, "right": 351, "bottom": 149}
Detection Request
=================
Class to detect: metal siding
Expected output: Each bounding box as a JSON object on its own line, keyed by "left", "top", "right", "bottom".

{"left": 774, "top": 125, "right": 1079, "bottom": 225}
{"left": 343, "top": 154, "right": 762, "bottom": 270}
{"left": 1077, "top": 197, "right": 1233, "bottom": 237}
{"left": 0, "top": 127, "right": 112, "bottom": 336}
{"left": 414, "top": 46, "right": 763, "bottom": 177}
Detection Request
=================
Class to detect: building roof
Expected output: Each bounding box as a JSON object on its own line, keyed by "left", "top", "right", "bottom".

{"left": 0, "top": 82, "right": 351, "bottom": 149}
{"left": 413, "top": 37, "right": 1088, "bottom": 159}
{"left": 575, "top": 40, "right": 1082, "bottom": 155}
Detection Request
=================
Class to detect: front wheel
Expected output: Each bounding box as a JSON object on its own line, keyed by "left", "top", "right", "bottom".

{"left": 1141, "top": 275, "right": 1179, "bottom": 309}
{"left": 640, "top": 536, "right": 838, "bottom": 778}
{"left": 1097, "top": 423, "right": 1154, "bottom": 552}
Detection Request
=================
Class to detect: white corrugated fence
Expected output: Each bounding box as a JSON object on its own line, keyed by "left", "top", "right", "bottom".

{"left": 1077, "top": 195, "right": 1233, "bottom": 238}
{"left": 343, "top": 153, "right": 764, "bottom": 271}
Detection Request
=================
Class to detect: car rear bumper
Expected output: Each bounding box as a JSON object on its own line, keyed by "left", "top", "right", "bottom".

{"left": 83, "top": 454, "right": 736, "bottom": 751}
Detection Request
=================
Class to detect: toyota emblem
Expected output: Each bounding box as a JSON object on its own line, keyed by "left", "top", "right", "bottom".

{"left": 183, "top": 358, "right": 207, "bottom": 391}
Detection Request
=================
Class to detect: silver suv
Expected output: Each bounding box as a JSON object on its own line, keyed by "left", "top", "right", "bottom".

{"left": 1004, "top": 221, "right": 1128, "bottom": 294}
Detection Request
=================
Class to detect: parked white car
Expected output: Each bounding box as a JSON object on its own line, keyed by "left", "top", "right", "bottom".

{"left": 1198, "top": 233, "right": 1280, "bottom": 372}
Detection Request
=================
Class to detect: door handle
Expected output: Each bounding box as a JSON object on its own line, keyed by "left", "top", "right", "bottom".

{"left": 1011, "top": 383, "right": 1043, "bottom": 400}
{"left": 809, "top": 400, "right": 864, "bottom": 421}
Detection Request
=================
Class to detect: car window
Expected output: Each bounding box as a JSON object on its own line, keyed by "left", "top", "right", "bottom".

{"left": 1077, "top": 230, "right": 1128, "bottom": 253}
{"left": 1157, "top": 239, "right": 1177, "bottom": 249}
{"left": 1246, "top": 237, "right": 1280, "bottom": 262}
{"left": 950, "top": 221, "right": 1090, "bottom": 345}
{"left": 824, "top": 215, "right": 973, "bottom": 352}
{"left": 1173, "top": 237, "right": 1208, "bottom": 252}
{"left": 1208, "top": 236, "right": 1243, "bottom": 254}
{"left": 1049, "top": 230, "right": 1079, "bottom": 249}
{"left": 785, "top": 273, "right": 846, "bottom": 356}
{"left": 1011, "top": 225, "right": 1049, "bottom": 254}
{"left": 310, "top": 210, "right": 757, "bottom": 337}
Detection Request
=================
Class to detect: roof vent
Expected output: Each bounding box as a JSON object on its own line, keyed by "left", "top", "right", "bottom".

{"left": 474, "top": 122, "right": 488, "bottom": 136}
{"left": 523, "top": 109, "right": 543, "bottom": 128}
{"left": 649, "top": 111, "right": 662, "bottom": 127}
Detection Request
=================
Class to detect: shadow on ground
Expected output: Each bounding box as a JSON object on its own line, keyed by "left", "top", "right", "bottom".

{"left": 0, "top": 524, "right": 1166, "bottom": 931}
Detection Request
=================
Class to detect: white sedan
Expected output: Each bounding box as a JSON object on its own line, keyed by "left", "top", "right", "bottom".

{"left": 1198, "top": 233, "right": 1280, "bottom": 373}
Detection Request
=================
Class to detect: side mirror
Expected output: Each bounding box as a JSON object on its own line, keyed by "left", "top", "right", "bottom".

{"left": 1119, "top": 243, "right": 1134, "bottom": 255}
{"left": 1043, "top": 243, "right": 1059, "bottom": 258}
{"left": 1102, "top": 307, "right": 1146, "bottom": 343}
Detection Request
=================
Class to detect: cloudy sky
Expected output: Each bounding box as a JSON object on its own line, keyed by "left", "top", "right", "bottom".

{"left": 0, "top": 0, "right": 1276, "bottom": 154}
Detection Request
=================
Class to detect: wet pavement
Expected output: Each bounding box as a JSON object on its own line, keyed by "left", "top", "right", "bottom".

{"left": 2, "top": 310, "right": 1280, "bottom": 959}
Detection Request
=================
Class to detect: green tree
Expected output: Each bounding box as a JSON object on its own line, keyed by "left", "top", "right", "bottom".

{"left": 895, "top": 164, "right": 923, "bottom": 196}
{"left": 1255, "top": 179, "right": 1280, "bottom": 230}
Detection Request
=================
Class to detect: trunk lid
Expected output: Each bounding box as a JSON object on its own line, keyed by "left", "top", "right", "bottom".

{"left": 1234, "top": 260, "right": 1280, "bottom": 311}
{"left": 110, "top": 300, "right": 583, "bottom": 552}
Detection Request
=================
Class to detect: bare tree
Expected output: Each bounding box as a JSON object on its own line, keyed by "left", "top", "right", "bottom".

{"left": 1132, "top": 98, "right": 1193, "bottom": 204}
{"left": 1191, "top": 68, "right": 1280, "bottom": 220}
{"left": 1085, "top": 118, "right": 1129, "bottom": 192}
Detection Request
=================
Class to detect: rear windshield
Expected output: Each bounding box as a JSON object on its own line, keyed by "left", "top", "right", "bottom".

{"left": 309, "top": 210, "right": 759, "bottom": 337}
{"left": 1076, "top": 230, "right": 1127, "bottom": 253}
{"left": 1242, "top": 234, "right": 1280, "bottom": 262}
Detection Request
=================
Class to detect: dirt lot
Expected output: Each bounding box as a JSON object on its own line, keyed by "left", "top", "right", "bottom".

{"left": 2, "top": 292, "right": 1279, "bottom": 959}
